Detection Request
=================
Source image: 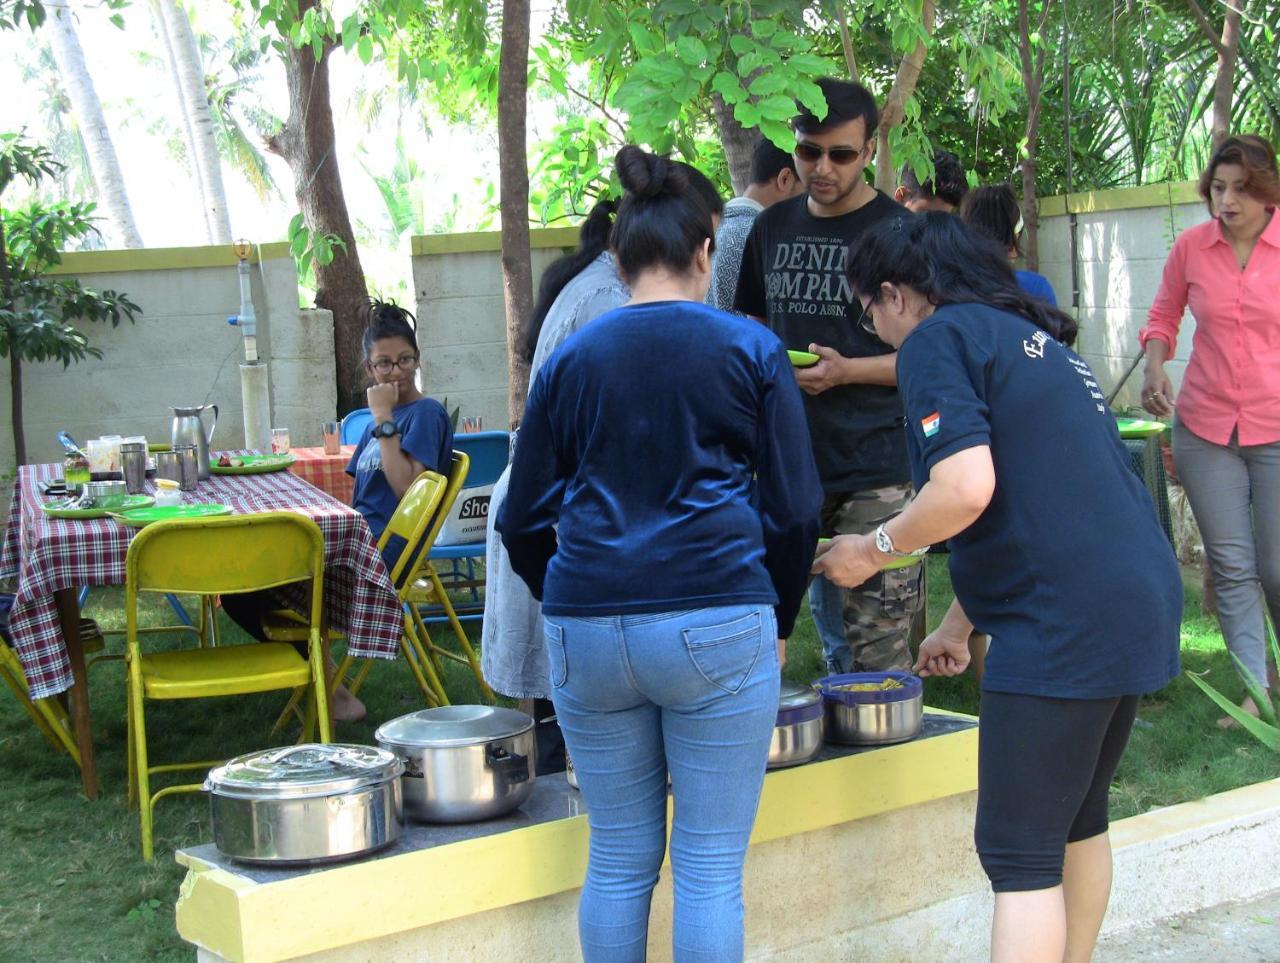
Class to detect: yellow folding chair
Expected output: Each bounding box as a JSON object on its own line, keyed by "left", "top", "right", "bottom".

{"left": 125, "top": 512, "right": 331, "bottom": 861}
{"left": 0, "top": 634, "right": 81, "bottom": 766}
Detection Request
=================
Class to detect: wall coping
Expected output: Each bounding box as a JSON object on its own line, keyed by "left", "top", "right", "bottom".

{"left": 1038, "top": 181, "right": 1201, "bottom": 217}
{"left": 410, "top": 226, "right": 580, "bottom": 256}
{"left": 47, "top": 241, "right": 293, "bottom": 276}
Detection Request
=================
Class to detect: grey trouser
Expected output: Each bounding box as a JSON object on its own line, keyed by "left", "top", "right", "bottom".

{"left": 1173, "top": 420, "right": 1280, "bottom": 689}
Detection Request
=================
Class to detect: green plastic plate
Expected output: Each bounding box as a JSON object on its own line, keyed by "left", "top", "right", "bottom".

{"left": 109, "top": 504, "right": 233, "bottom": 528}
{"left": 1115, "top": 417, "right": 1169, "bottom": 439}
{"left": 41, "top": 495, "right": 155, "bottom": 520}
{"left": 209, "top": 453, "right": 296, "bottom": 475}
{"left": 788, "top": 349, "right": 820, "bottom": 368}
{"left": 815, "top": 538, "right": 925, "bottom": 570}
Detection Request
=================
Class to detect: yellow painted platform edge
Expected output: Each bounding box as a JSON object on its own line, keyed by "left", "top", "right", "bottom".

{"left": 47, "top": 242, "right": 293, "bottom": 276}
{"left": 1038, "top": 180, "right": 1200, "bottom": 218}
{"left": 411, "top": 226, "right": 580, "bottom": 256}
{"left": 174, "top": 721, "right": 977, "bottom": 962}
{"left": 174, "top": 859, "right": 258, "bottom": 963}
{"left": 1111, "top": 775, "right": 1280, "bottom": 849}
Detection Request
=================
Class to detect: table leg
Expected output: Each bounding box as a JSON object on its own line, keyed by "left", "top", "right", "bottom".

{"left": 54, "top": 588, "right": 99, "bottom": 800}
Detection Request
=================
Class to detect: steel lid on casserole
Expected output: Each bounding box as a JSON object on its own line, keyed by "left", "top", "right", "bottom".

{"left": 375, "top": 705, "right": 534, "bottom": 751}
{"left": 203, "top": 743, "right": 403, "bottom": 800}
{"left": 777, "top": 680, "right": 824, "bottom": 724}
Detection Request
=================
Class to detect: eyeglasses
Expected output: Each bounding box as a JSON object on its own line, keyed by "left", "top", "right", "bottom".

{"left": 370, "top": 355, "right": 419, "bottom": 374}
{"left": 794, "top": 141, "right": 867, "bottom": 166}
{"left": 855, "top": 298, "right": 883, "bottom": 341}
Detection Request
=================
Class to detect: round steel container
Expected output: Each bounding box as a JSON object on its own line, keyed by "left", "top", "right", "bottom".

{"left": 817, "top": 672, "right": 924, "bottom": 746}
{"left": 203, "top": 744, "right": 404, "bottom": 865}
{"left": 375, "top": 705, "right": 536, "bottom": 823}
{"left": 768, "top": 681, "right": 825, "bottom": 769}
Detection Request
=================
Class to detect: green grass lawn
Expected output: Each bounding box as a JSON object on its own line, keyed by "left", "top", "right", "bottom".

{"left": 0, "top": 560, "right": 1275, "bottom": 960}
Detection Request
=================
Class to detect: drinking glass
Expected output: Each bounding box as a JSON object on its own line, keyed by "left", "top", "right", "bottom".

{"left": 321, "top": 421, "right": 340, "bottom": 455}
{"left": 271, "top": 428, "right": 291, "bottom": 454}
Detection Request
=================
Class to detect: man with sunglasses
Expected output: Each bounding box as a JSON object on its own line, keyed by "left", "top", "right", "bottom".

{"left": 733, "top": 77, "right": 921, "bottom": 675}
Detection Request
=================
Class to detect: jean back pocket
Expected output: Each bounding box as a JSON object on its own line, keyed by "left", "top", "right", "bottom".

{"left": 681, "top": 609, "right": 764, "bottom": 694}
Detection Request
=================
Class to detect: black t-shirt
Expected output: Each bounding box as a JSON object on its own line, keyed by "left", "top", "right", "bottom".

{"left": 733, "top": 190, "right": 908, "bottom": 493}
{"left": 898, "top": 303, "right": 1182, "bottom": 699}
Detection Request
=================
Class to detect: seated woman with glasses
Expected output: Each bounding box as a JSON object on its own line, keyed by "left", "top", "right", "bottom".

{"left": 223, "top": 299, "right": 453, "bottom": 722}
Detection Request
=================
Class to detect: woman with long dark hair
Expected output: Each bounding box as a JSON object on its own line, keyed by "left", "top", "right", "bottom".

{"left": 959, "top": 184, "right": 1058, "bottom": 306}
{"left": 814, "top": 212, "right": 1180, "bottom": 963}
{"left": 1140, "top": 134, "right": 1280, "bottom": 726}
{"left": 499, "top": 146, "right": 820, "bottom": 961}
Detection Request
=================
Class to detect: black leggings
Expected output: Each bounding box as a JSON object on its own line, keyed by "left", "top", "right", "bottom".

{"left": 975, "top": 691, "right": 1139, "bottom": 893}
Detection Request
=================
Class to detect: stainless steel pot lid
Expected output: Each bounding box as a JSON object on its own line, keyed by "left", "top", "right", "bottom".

{"left": 204, "top": 744, "right": 403, "bottom": 800}
{"left": 779, "top": 681, "right": 821, "bottom": 710}
{"left": 375, "top": 705, "right": 534, "bottom": 751}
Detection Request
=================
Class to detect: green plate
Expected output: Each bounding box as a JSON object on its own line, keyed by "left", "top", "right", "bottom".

{"left": 788, "top": 349, "right": 820, "bottom": 368}
{"left": 1115, "top": 417, "right": 1169, "bottom": 439}
{"left": 109, "top": 504, "right": 233, "bottom": 528}
{"left": 209, "top": 453, "right": 296, "bottom": 475}
{"left": 816, "top": 538, "right": 924, "bottom": 570}
{"left": 41, "top": 495, "right": 154, "bottom": 520}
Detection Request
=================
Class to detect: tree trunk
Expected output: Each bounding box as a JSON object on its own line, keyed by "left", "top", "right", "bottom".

{"left": 1016, "top": 0, "right": 1052, "bottom": 272}
{"left": 873, "top": 0, "right": 936, "bottom": 194}
{"left": 834, "top": 2, "right": 859, "bottom": 83}
{"left": 152, "top": 0, "right": 212, "bottom": 242}
{"left": 159, "top": 0, "right": 233, "bottom": 243}
{"left": 498, "top": 0, "right": 533, "bottom": 427}
{"left": 265, "top": 2, "right": 367, "bottom": 416}
{"left": 46, "top": 1, "right": 143, "bottom": 248}
{"left": 712, "top": 92, "right": 758, "bottom": 196}
{"left": 1210, "top": 0, "right": 1243, "bottom": 148}
{"left": 0, "top": 218, "right": 23, "bottom": 465}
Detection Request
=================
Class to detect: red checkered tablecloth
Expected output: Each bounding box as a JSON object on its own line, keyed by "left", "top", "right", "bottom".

{"left": 288, "top": 446, "right": 356, "bottom": 505}
{"left": 0, "top": 460, "right": 403, "bottom": 700}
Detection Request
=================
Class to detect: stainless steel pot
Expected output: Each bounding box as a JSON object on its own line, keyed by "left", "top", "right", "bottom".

{"left": 203, "top": 744, "right": 404, "bottom": 864}
{"left": 818, "top": 672, "right": 924, "bottom": 746}
{"left": 375, "top": 705, "right": 535, "bottom": 823}
{"left": 768, "top": 681, "right": 825, "bottom": 769}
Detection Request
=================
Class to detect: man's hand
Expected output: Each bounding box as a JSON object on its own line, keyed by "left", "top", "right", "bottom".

{"left": 367, "top": 383, "right": 398, "bottom": 422}
{"left": 913, "top": 629, "right": 972, "bottom": 677}
{"left": 794, "top": 343, "right": 849, "bottom": 395}
{"left": 812, "top": 533, "right": 885, "bottom": 588}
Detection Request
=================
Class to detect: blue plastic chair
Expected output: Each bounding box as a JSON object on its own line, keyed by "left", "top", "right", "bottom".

{"left": 340, "top": 408, "right": 374, "bottom": 445}
{"left": 421, "top": 431, "right": 509, "bottom": 624}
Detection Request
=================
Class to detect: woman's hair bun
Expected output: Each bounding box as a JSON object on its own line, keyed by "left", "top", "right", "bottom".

{"left": 615, "top": 146, "right": 687, "bottom": 200}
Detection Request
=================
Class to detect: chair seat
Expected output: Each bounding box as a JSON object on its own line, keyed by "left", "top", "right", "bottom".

{"left": 140, "top": 643, "right": 311, "bottom": 699}
{"left": 428, "top": 543, "right": 484, "bottom": 560}
{"left": 262, "top": 610, "right": 345, "bottom": 645}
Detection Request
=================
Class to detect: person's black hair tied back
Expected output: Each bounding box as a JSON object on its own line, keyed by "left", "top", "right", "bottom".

{"left": 361, "top": 297, "right": 420, "bottom": 357}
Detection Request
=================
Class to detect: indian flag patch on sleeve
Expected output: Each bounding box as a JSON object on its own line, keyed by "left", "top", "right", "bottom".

{"left": 921, "top": 412, "right": 941, "bottom": 437}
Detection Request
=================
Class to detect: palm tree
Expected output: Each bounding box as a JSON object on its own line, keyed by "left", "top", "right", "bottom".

{"left": 43, "top": 0, "right": 142, "bottom": 247}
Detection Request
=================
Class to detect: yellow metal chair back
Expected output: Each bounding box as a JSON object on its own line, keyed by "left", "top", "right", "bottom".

{"left": 125, "top": 512, "right": 330, "bottom": 860}
{"left": 379, "top": 471, "right": 449, "bottom": 591}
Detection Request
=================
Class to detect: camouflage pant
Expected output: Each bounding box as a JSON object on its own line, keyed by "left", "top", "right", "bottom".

{"left": 810, "top": 482, "right": 923, "bottom": 673}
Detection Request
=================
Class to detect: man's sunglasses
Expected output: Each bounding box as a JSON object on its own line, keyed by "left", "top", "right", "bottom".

{"left": 794, "top": 142, "right": 866, "bottom": 166}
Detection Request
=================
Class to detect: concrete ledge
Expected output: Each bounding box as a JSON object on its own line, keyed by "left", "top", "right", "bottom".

{"left": 411, "top": 227, "right": 579, "bottom": 256}
{"left": 1038, "top": 181, "right": 1200, "bottom": 217}
{"left": 48, "top": 242, "right": 293, "bottom": 276}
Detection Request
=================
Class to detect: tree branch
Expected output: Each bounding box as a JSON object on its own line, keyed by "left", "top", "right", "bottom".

{"left": 1183, "top": 0, "right": 1227, "bottom": 53}
{"left": 834, "top": 1, "right": 858, "bottom": 82}
{"left": 564, "top": 81, "right": 628, "bottom": 138}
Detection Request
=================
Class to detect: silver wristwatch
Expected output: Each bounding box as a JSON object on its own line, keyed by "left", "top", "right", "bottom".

{"left": 874, "top": 523, "right": 929, "bottom": 558}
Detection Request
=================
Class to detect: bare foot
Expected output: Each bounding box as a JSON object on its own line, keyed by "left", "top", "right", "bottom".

{"left": 1216, "top": 695, "right": 1262, "bottom": 730}
{"left": 330, "top": 684, "right": 367, "bottom": 723}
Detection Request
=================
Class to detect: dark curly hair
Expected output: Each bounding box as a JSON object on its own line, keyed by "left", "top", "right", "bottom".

{"left": 360, "top": 298, "right": 419, "bottom": 357}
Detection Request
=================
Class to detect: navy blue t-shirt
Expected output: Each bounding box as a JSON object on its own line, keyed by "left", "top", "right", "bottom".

{"left": 897, "top": 303, "right": 1181, "bottom": 699}
{"left": 498, "top": 300, "right": 823, "bottom": 638}
{"left": 1015, "top": 269, "right": 1058, "bottom": 306}
{"left": 347, "top": 397, "right": 454, "bottom": 543}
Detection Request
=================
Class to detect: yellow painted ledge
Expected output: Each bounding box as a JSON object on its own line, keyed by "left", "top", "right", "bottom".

{"left": 1039, "top": 180, "right": 1200, "bottom": 218}
{"left": 47, "top": 242, "right": 293, "bottom": 276}
{"left": 411, "top": 226, "right": 580, "bottom": 257}
{"left": 175, "top": 715, "right": 978, "bottom": 963}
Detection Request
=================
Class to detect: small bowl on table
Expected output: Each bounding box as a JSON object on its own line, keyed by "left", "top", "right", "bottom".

{"left": 84, "top": 480, "right": 129, "bottom": 510}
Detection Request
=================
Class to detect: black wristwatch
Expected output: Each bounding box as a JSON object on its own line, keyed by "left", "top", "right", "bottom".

{"left": 372, "top": 420, "right": 400, "bottom": 439}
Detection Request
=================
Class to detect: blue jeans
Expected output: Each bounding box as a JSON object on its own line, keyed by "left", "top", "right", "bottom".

{"left": 808, "top": 575, "right": 851, "bottom": 673}
{"left": 545, "top": 604, "right": 779, "bottom": 963}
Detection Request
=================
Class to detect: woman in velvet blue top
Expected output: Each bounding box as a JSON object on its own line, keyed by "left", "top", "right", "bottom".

{"left": 499, "top": 147, "right": 821, "bottom": 963}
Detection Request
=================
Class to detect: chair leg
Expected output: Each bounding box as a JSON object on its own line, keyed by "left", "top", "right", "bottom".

{"left": 401, "top": 612, "right": 449, "bottom": 707}
{"left": 309, "top": 633, "right": 332, "bottom": 743}
{"left": 0, "top": 663, "right": 64, "bottom": 753}
{"left": 126, "top": 684, "right": 137, "bottom": 810}
{"left": 127, "top": 660, "right": 155, "bottom": 860}
{"left": 347, "top": 660, "right": 375, "bottom": 699}
{"left": 271, "top": 687, "right": 307, "bottom": 736}
{"left": 425, "top": 572, "right": 494, "bottom": 702}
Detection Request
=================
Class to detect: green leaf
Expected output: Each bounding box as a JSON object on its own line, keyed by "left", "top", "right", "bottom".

{"left": 357, "top": 33, "right": 373, "bottom": 64}
{"left": 675, "top": 35, "right": 706, "bottom": 67}
{"left": 1186, "top": 672, "right": 1280, "bottom": 751}
{"left": 748, "top": 72, "right": 791, "bottom": 97}
{"left": 711, "top": 70, "right": 744, "bottom": 104}
{"left": 752, "top": 19, "right": 777, "bottom": 39}
{"left": 728, "top": 33, "right": 753, "bottom": 57}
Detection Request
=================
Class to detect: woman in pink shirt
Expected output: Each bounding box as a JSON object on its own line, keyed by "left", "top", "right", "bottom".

{"left": 1140, "top": 135, "right": 1280, "bottom": 724}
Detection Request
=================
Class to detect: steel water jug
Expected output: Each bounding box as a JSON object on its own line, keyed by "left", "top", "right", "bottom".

{"left": 170, "top": 404, "right": 218, "bottom": 480}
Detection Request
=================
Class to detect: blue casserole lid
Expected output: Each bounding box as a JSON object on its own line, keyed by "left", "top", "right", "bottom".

{"left": 816, "top": 671, "right": 923, "bottom": 706}
{"left": 776, "top": 681, "right": 824, "bottom": 725}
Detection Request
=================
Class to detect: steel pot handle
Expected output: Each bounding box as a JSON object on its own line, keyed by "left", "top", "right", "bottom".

{"left": 486, "top": 745, "right": 530, "bottom": 784}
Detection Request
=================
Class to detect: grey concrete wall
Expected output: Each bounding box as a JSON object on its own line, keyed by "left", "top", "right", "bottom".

{"left": 1038, "top": 190, "right": 1209, "bottom": 410}
{"left": 3, "top": 246, "right": 336, "bottom": 467}
{"left": 412, "top": 230, "right": 579, "bottom": 431}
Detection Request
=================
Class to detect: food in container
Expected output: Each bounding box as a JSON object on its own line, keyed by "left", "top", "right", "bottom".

{"left": 816, "top": 671, "right": 924, "bottom": 746}
{"left": 203, "top": 744, "right": 404, "bottom": 865}
{"left": 375, "top": 705, "right": 535, "bottom": 823}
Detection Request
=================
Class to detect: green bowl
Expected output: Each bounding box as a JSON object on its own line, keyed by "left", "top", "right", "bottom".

{"left": 109, "top": 504, "right": 233, "bottom": 528}
{"left": 788, "top": 349, "right": 820, "bottom": 368}
{"left": 815, "top": 537, "right": 925, "bottom": 570}
{"left": 1115, "top": 417, "right": 1169, "bottom": 439}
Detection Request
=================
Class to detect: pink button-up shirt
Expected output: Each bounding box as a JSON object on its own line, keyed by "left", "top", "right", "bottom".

{"left": 1139, "top": 211, "right": 1280, "bottom": 446}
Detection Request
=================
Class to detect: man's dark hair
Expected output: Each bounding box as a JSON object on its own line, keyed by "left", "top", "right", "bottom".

{"left": 900, "top": 150, "right": 968, "bottom": 208}
{"left": 959, "top": 184, "right": 1022, "bottom": 255}
{"left": 750, "top": 137, "right": 797, "bottom": 185}
{"left": 793, "top": 78, "right": 879, "bottom": 138}
{"left": 847, "top": 212, "right": 1078, "bottom": 346}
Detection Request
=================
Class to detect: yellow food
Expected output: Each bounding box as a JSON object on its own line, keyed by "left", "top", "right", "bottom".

{"left": 830, "top": 678, "right": 905, "bottom": 692}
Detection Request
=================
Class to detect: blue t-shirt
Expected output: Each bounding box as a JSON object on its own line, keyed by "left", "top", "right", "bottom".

{"left": 897, "top": 303, "right": 1181, "bottom": 699}
{"left": 347, "top": 397, "right": 454, "bottom": 544}
{"left": 1015, "top": 269, "right": 1058, "bottom": 306}
{"left": 498, "top": 300, "right": 823, "bottom": 638}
